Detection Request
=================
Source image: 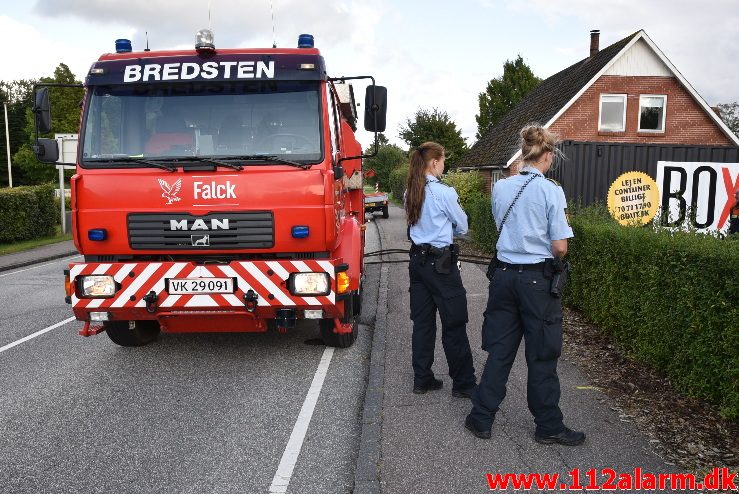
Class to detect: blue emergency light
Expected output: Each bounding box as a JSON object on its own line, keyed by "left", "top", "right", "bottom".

{"left": 298, "top": 34, "right": 314, "bottom": 48}
{"left": 88, "top": 229, "right": 108, "bottom": 241}
{"left": 291, "top": 226, "right": 310, "bottom": 238}
{"left": 115, "top": 39, "right": 132, "bottom": 53}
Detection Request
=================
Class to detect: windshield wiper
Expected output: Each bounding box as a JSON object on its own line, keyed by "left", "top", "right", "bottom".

{"left": 178, "top": 156, "right": 243, "bottom": 171}
{"left": 85, "top": 157, "right": 176, "bottom": 172}
{"left": 220, "top": 155, "right": 312, "bottom": 170}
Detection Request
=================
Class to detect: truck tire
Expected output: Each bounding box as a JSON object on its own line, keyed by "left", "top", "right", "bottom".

{"left": 320, "top": 294, "right": 357, "bottom": 348}
{"left": 104, "top": 320, "right": 160, "bottom": 347}
{"left": 381, "top": 204, "right": 389, "bottom": 219}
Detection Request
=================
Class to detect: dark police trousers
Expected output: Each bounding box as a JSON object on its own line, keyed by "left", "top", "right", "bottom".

{"left": 469, "top": 265, "right": 565, "bottom": 436}
{"left": 408, "top": 249, "right": 475, "bottom": 391}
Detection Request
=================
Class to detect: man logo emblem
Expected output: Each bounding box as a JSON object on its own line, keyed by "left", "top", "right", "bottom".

{"left": 191, "top": 234, "right": 210, "bottom": 247}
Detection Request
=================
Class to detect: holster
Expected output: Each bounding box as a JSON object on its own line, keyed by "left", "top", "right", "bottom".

{"left": 546, "top": 257, "right": 571, "bottom": 298}
{"left": 434, "top": 247, "right": 452, "bottom": 275}
{"left": 485, "top": 259, "right": 496, "bottom": 281}
{"left": 431, "top": 244, "right": 459, "bottom": 275}
{"left": 450, "top": 243, "right": 460, "bottom": 263}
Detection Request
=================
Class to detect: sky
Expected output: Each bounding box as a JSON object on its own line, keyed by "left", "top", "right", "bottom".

{"left": 1, "top": 0, "right": 737, "bottom": 149}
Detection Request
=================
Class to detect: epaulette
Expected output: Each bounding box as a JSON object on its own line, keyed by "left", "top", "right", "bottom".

{"left": 546, "top": 178, "right": 561, "bottom": 187}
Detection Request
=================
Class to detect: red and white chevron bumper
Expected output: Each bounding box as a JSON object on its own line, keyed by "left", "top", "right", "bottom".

{"left": 69, "top": 260, "right": 339, "bottom": 319}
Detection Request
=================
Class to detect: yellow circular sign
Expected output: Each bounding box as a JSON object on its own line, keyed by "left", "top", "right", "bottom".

{"left": 607, "top": 171, "right": 660, "bottom": 226}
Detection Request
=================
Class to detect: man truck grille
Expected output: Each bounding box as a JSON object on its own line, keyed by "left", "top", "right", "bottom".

{"left": 128, "top": 212, "right": 274, "bottom": 250}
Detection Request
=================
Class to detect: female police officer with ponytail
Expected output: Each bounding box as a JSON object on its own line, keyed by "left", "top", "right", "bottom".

{"left": 465, "top": 125, "right": 585, "bottom": 446}
{"left": 405, "top": 142, "right": 476, "bottom": 397}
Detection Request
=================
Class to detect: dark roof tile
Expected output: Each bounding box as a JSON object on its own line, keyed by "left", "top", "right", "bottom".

{"left": 458, "top": 31, "right": 640, "bottom": 168}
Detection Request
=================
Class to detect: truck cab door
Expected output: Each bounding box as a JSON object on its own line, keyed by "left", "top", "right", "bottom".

{"left": 326, "top": 84, "right": 345, "bottom": 238}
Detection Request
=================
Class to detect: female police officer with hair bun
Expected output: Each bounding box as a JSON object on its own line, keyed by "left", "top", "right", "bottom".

{"left": 465, "top": 125, "right": 585, "bottom": 445}
{"left": 406, "top": 141, "right": 476, "bottom": 397}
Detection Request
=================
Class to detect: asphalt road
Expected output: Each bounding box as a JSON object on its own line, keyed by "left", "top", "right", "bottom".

{"left": 0, "top": 224, "right": 381, "bottom": 494}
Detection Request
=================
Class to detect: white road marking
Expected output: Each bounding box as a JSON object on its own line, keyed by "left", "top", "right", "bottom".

{"left": 268, "top": 347, "right": 335, "bottom": 494}
{"left": 0, "top": 255, "right": 82, "bottom": 278}
{"left": 0, "top": 317, "right": 76, "bottom": 354}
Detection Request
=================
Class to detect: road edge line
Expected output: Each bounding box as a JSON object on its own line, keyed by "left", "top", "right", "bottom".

{"left": 268, "top": 346, "right": 335, "bottom": 494}
{"left": 0, "top": 253, "right": 81, "bottom": 276}
{"left": 0, "top": 317, "right": 76, "bottom": 354}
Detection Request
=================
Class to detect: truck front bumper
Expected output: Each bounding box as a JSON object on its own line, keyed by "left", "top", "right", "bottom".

{"left": 68, "top": 259, "right": 343, "bottom": 332}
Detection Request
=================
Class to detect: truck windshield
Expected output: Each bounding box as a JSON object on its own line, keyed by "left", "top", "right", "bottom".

{"left": 81, "top": 81, "right": 323, "bottom": 166}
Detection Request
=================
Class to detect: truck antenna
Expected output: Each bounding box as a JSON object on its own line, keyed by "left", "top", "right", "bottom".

{"left": 208, "top": 0, "right": 212, "bottom": 29}
{"left": 270, "top": 0, "right": 277, "bottom": 48}
{"left": 144, "top": 31, "right": 150, "bottom": 52}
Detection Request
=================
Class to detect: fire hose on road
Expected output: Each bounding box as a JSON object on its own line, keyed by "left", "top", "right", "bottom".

{"left": 363, "top": 249, "right": 493, "bottom": 266}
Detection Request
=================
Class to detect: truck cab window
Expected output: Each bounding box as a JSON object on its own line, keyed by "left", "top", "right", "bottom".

{"left": 81, "top": 81, "right": 323, "bottom": 165}
{"left": 326, "top": 85, "right": 342, "bottom": 159}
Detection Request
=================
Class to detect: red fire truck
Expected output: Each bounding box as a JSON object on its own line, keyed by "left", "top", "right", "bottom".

{"left": 32, "top": 31, "right": 387, "bottom": 348}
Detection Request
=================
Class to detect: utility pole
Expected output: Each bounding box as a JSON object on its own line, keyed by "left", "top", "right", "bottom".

{"left": 3, "top": 101, "right": 11, "bottom": 188}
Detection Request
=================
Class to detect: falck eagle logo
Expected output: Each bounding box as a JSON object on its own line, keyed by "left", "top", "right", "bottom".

{"left": 158, "top": 178, "right": 182, "bottom": 205}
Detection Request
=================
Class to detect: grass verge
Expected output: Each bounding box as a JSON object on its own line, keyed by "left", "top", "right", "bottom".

{"left": 0, "top": 228, "right": 72, "bottom": 256}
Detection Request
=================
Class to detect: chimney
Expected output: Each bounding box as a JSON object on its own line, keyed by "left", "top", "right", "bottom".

{"left": 590, "top": 29, "right": 600, "bottom": 57}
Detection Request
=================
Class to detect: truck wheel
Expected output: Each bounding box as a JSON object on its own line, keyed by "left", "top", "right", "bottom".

{"left": 381, "top": 205, "right": 389, "bottom": 219}
{"left": 104, "top": 320, "right": 160, "bottom": 347}
{"left": 319, "top": 294, "right": 357, "bottom": 348}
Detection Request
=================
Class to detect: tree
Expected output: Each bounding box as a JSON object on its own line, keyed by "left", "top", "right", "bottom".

{"left": 375, "top": 132, "right": 390, "bottom": 146}
{"left": 363, "top": 132, "right": 390, "bottom": 154}
{"left": 363, "top": 143, "right": 407, "bottom": 190}
{"left": 13, "top": 63, "right": 84, "bottom": 185}
{"left": 475, "top": 55, "right": 541, "bottom": 140}
{"left": 398, "top": 108, "right": 467, "bottom": 167}
{"left": 717, "top": 102, "right": 739, "bottom": 137}
{"left": 0, "top": 79, "right": 36, "bottom": 187}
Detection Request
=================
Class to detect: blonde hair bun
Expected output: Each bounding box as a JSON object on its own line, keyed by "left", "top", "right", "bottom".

{"left": 520, "top": 123, "right": 559, "bottom": 164}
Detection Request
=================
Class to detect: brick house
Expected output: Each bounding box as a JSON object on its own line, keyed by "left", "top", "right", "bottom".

{"left": 457, "top": 30, "right": 739, "bottom": 195}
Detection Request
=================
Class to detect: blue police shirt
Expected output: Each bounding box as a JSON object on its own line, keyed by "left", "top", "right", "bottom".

{"left": 409, "top": 175, "right": 469, "bottom": 248}
{"left": 491, "top": 166, "right": 573, "bottom": 264}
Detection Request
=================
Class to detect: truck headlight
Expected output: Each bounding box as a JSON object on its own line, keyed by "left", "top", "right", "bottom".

{"left": 288, "top": 272, "right": 330, "bottom": 296}
{"left": 78, "top": 275, "right": 117, "bottom": 298}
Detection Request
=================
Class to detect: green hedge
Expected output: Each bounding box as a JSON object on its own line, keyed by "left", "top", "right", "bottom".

{"left": 468, "top": 193, "right": 497, "bottom": 254}
{"left": 388, "top": 163, "right": 409, "bottom": 205}
{"left": 567, "top": 212, "right": 739, "bottom": 419}
{"left": 442, "top": 170, "right": 485, "bottom": 213}
{"left": 0, "top": 184, "right": 57, "bottom": 243}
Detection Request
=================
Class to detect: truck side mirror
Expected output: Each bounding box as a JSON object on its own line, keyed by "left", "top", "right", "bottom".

{"left": 32, "top": 138, "right": 59, "bottom": 163}
{"left": 34, "top": 88, "right": 52, "bottom": 134}
{"left": 364, "top": 85, "right": 387, "bottom": 133}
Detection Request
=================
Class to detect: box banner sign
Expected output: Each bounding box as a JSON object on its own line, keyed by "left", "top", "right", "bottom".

{"left": 656, "top": 161, "right": 739, "bottom": 233}
{"left": 607, "top": 172, "right": 660, "bottom": 226}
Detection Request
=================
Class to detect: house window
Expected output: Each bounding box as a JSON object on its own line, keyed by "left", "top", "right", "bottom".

{"left": 599, "top": 94, "right": 627, "bottom": 131}
{"left": 639, "top": 95, "right": 667, "bottom": 132}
